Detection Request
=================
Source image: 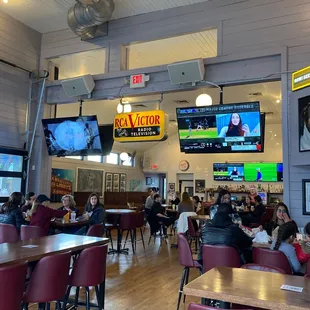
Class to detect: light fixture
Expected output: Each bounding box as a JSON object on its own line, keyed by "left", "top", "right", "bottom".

{"left": 196, "top": 94, "right": 212, "bottom": 107}
{"left": 117, "top": 98, "right": 131, "bottom": 113}
{"left": 120, "top": 152, "right": 129, "bottom": 161}
{"left": 123, "top": 103, "right": 132, "bottom": 113}
{"left": 3, "top": 0, "right": 8, "bottom": 3}
{"left": 276, "top": 99, "right": 281, "bottom": 103}
{"left": 117, "top": 103, "right": 123, "bottom": 113}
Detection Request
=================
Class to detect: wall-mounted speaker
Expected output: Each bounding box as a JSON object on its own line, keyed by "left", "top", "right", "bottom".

{"left": 167, "top": 59, "right": 205, "bottom": 85}
{"left": 61, "top": 74, "right": 95, "bottom": 97}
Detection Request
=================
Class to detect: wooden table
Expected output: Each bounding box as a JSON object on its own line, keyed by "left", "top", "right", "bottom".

{"left": 0, "top": 234, "right": 108, "bottom": 267}
{"left": 51, "top": 218, "right": 90, "bottom": 228}
{"left": 106, "top": 209, "right": 136, "bottom": 255}
{"left": 184, "top": 266, "right": 310, "bottom": 310}
{"left": 191, "top": 215, "right": 210, "bottom": 221}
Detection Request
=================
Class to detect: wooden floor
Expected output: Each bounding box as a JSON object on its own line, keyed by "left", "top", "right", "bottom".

{"left": 31, "top": 228, "right": 201, "bottom": 310}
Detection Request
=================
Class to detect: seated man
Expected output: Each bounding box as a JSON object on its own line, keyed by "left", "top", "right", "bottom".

{"left": 242, "top": 195, "right": 265, "bottom": 226}
{"left": 148, "top": 194, "right": 174, "bottom": 236}
{"left": 199, "top": 203, "right": 252, "bottom": 264}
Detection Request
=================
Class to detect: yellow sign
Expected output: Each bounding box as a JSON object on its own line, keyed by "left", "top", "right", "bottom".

{"left": 292, "top": 66, "right": 310, "bottom": 91}
{"left": 113, "top": 110, "right": 168, "bottom": 142}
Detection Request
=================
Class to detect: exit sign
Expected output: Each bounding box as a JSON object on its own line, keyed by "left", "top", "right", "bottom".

{"left": 130, "top": 74, "right": 149, "bottom": 88}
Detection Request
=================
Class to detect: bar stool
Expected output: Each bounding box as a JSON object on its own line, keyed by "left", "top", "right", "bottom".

{"left": 22, "top": 251, "right": 71, "bottom": 310}
{"left": 86, "top": 223, "right": 104, "bottom": 237}
{"left": 0, "top": 223, "right": 19, "bottom": 243}
{"left": 63, "top": 245, "right": 108, "bottom": 310}
{"left": 120, "top": 212, "right": 137, "bottom": 254}
{"left": 0, "top": 261, "right": 28, "bottom": 310}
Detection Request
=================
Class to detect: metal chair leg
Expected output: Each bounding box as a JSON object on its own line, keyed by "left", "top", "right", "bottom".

{"left": 46, "top": 302, "right": 51, "bottom": 310}
{"left": 183, "top": 267, "right": 190, "bottom": 303}
{"left": 140, "top": 227, "right": 146, "bottom": 250}
{"left": 56, "top": 301, "right": 62, "bottom": 310}
{"left": 130, "top": 229, "right": 135, "bottom": 253}
{"left": 62, "top": 285, "right": 71, "bottom": 310}
{"left": 85, "top": 286, "right": 90, "bottom": 310}
{"left": 74, "top": 286, "right": 80, "bottom": 307}
{"left": 95, "top": 285, "right": 102, "bottom": 309}
{"left": 177, "top": 267, "right": 187, "bottom": 310}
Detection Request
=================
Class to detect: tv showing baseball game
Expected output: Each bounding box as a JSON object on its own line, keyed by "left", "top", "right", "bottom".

{"left": 244, "top": 162, "right": 278, "bottom": 182}
{"left": 176, "top": 102, "right": 264, "bottom": 153}
{"left": 42, "top": 116, "right": 102, "bottom": 156}
{"left": 213, "top": 163, "right": 245, "bottom": 182}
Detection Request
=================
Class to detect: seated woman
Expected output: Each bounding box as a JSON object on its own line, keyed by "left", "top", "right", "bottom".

{"left": 148, "top": 194, "right": 174, "bottom": 236}
{"left": 0, "top": 192, "right": 25, "bottom": 232}
{"left": 210, "top": 189, "right": 231, "bottom": 219}
{"left": 29, "top": 194, "right": 68, "bottom": 234}
{"left": 76, "top": 193, "right": 105, "bottom": 235}
{"left": 171, "top": 192, "right": 181, "bottom": 206}
{"left": 199, "top": 203, "right": 252, "bottom": 264}
{"left": 178, "top": 192, "right": 194, "bottom": 214}
{"left": 241, "top": 195, "right": 265, "bottom": 226}
{"left": 266, "top": 203, "right": 298, "bottom": 239}
{"left": 192, "top": 196, "right": 201, "bottom": 213}
{"left": 58, "top": 194, "right": 78, "bottom": 214}
{"left": 270, "top": 221, "right": 301, "bottom": 274}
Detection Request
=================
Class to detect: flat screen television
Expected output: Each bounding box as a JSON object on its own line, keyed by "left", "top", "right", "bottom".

{"left": 176, "top": 102, "right": 264, "bottom": 153}
{"left": 42, "top": 115, "right": 102, "bottom": 156}
{"left": 244, "top": 162, "right": 278, "bottom": 182}
{"left": 277, "top": 163, "right": 283, "bottom": 182}
{"left": 213, "top": 163, "right": 245, "bottom": 182}
{"left": 98, "top": 124, "right": 114, "bottom": 156}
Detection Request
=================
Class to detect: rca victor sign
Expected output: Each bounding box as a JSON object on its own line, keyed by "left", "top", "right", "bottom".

{"left": 113, "top": 110, "right": 168, "bottom": 142}
{"left": 292, "top": 66, "right": 310, "bottom": 91}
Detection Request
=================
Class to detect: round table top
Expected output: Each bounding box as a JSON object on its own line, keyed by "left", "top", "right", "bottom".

{"left": 106, "top": 209, "right": 136, "bottom": 214}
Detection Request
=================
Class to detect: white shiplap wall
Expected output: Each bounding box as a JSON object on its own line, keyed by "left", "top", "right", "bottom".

{"left": 40, "top": 0, "right": 310, "bottom": 225}
{"left": 0, "top": 10, "right": 41, "bottom": 149}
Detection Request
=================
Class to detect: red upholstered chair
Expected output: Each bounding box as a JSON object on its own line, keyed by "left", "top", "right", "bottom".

{"left": 241, "top": 263, "right": 285, "bottom": 274}
{"left": 306, "top": 259, "right": 310, "bottom": 275}
{"left": 0, "top": 261, "right": 28, "bottom": 310}
{"left": 86, "top": 223, "right": 103, "bottom": 237}
{"left": 64, "top": 245, "right": 108, "bottom": 310}
{"left": 305, "top": 274, "right": 310, "bottom": 278}
{"left": 187, "top": 217, "right": 200, "bottom": 252}
{"left": 20, "top": 225, "right": 46, "bottom": 241}
{"left": 135, "top": 210, "right": 146, "bottom": 250}
{"left": 188, "top": 304, "right": 253, "bottom": 310}
{"left": 22, "top": 251, "right": 71, "bottom": 309}
{"left": 253, "top": 247, "right": 292, "bottom": 274}
{"left": 0, "top": 223, "right": 19, "bottom": 243}
{"left": 120, "top": 212, "right": 137, "bottom": 254}
{"left": 202, "top": 245, "right": 241, "bottom": 273}
{"left": 177, "top": 233, "right": 202, "bottom": 310}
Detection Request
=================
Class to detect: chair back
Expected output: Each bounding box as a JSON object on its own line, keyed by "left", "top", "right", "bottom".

{"left": 305, "top": 274, "right": 310, "bottom": 278}
{"left": 0, "top": 262, "right": 28, "bottom": 310}
{"left": 136, "top": 210, "right": 145, "bottom": 228}
{"left": 202, "top": 244, "right": 241, "bottom": 273}
{"left": 306, "top": 259, "right": 310, "bottom": 275}
{"left": 188, "top": 303, "right": 253, "bottom": 310}
{"left": 177, "top": 233, "right": 195, "bottom": 267}
{"left": 23, "top": 251, "right": 71, "bottom": 303}
{"left": 86, "top": 223, "right": 103, "bottom": 237}
{"left": 70, "top": 245, "right": 107, "bottom": 286}
{"left": 241, "top": 263, "right": 285, "bottom": 274}
{"left": 253, "top": 247, "right": 292, "bottom": 274}
{"left": 0, "top": 223, "right": 19, "bottom": 243}
{"left": 119, "top": 212, "right": 137, "bottom": 230}
{"left": 187, "top": 217, "right": 196, "bottom": 238}
{"left": 20, "top": 225, "right": 46, "bottom": 241}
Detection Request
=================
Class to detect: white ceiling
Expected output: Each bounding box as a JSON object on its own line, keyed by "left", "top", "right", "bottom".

{"left": 0, "top": 0, "right": 210, "bottom": 34}
{"left": 56, "top": 81, "right": 282, "bottom": 152}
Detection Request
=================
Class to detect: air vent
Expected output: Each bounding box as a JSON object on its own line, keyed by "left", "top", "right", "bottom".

{"left": 173, "top": 100, "right": 190, "bottom": 105}
{"left": 132, "top": 104, "right": 147, "bottom": 108}
{"left": 247, "top": 92, "right": 263, "bottom": 97}
{"left": 169, "top": 119, "right": 177, "bottom": 123}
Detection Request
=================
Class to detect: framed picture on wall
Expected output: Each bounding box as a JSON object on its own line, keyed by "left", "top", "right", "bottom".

{"left": 113, "top": 173, "right": 120, "bottom": 192}
{"left": 195, "top": 179, "right": 205, "bottom": 193}
{"left": 302, "top": 179, "right": 310, "bottom": 215}
{"left": 77, "top": 168, "right": 104, "bottom": 197}
{"left": 105, "top": 173, "right": 113, "bottom": 192}
{"left": 299, "top": 95, "right": 310, "bottom": 152}
{"left": 120, "top": 174, "right": 127, "bottom": 192}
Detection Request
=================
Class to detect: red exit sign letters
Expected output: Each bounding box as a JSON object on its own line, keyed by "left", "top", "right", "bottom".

{"left": 130, "top": 74, "right": 150, "bottom": 88}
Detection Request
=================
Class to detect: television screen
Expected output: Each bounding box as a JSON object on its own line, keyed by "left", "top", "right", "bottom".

{"left": 0, "top": 154, "right": 23, "bottom": 172}
{"left": 42, "top": 116, "right": 102, "bottom": 156}
{"left": 98, "top": 125, "right": 114, "bottom": 156}
{"left": 176, "top": 102, "right": 263, "bottom": 153}
{"left": 244, "top": 163, "right": 278, "bottom": 182}
{"left": 213, "top": 163, "right": 245, "bottom": 182}
{"left": 277, "top": 163, "right": 283, "bottom": 181}
{"left": 0, "top": 177, "right": 22, "bottom": 197}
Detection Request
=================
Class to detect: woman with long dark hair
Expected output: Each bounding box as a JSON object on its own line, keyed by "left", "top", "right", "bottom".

{"left": 0, "top": 192, "right": 24, "bottom": 232}
{"left": 210, "top": 189, "right": 231, "bottom": 219}
{"left": 178, "top": 192, "right": 194, "bottom": 214}
{"left": 270, "top": 222, "right": 301, "bottom": 274}
{"left": 218, "top": 113, "right": 250, "bottom": 137}
{"left": 84, "top": 193, "right": 105, "bottom": 225}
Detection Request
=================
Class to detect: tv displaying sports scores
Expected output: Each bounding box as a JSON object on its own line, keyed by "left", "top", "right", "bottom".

{"left": 277, "top": 163, "right": 283, "bottom": 182}
{"left": 244, "top": 163, "right": 278, "bottom": 182}
{"left": 176, "top": 102, "right": 264, "bottom": 153}
{"left": 213, "top": 163, "right": 245, "bottom": 182}
{"left": 42, "top": 116, "right": 102, "bottom": 157}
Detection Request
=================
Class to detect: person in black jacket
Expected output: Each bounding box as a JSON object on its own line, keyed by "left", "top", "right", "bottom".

{"left": 199, "top": 203, "right": 252, "bottom": 263}
{"left": 242, "top": 195, "right": 265, "bottom": 226}
{"left": 0, "top": 192, "right": 25, "bottom": 232}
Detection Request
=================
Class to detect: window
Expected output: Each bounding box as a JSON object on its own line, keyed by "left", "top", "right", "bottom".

{"left": 86, "top": 156, "right": 102, "bottom": 163}
{"left": 121, "top": 157, "right": 133, "bottom": 167}
{"left": 106, "top": 153, "right": 119, "bottom": 165}
{"left": 125, "top": 29, "right": 217, "bottom": 70}
{"left": 65, "top": 156, "right": 82, "bottom": 160}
